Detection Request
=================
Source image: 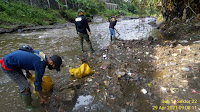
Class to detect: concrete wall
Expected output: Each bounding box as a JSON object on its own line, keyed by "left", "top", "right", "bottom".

{"left": 105, "top": 2, "right": 118, "bottom": 10}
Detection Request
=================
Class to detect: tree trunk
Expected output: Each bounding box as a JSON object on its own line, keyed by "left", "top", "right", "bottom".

{"left": 64, "top": 0, "right": 67, "bottom": 9}
{"left": 30, "top": 0, "right": 32, "bottom": 6}
{"left": 47, "top": 0, "right": 50, "bottom": 8}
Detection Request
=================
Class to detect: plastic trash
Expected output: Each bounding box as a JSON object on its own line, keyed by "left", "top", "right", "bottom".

{"left": 104, "top": 80, "right": 109, "bottom": 86}
{"left": 141, "top": 88, "right": 147, "bottom": 94}
{"left": 97, "top": 89, "right": 100, "bottom": 92}
{"left": 182, "top": 67, "right": 190, "bottom": 72}
{"left": 109, "top": 94, "right": 115, "bottom": 99}
{"left": 193, "top": 40, "right": 200, "bottom": 43}
{"left": 102, "top": 66, "right": 107, "bottom": 69}
{"left": 28, "top": 74, "right": 53, "bottom": 93}
{"left": 86, "top": 78, "right": 93, "bottom": 82}
{"left": 156, "top": 44, "right": 160, "bottom": 47}
{"left": 192, "top": 89, "right": 198, "bottom": 94}
{"left": 106, "top": 75, "right": 112, "bottom": 80}
{"left": 161, "top": 87, "right": 167, "bottom": 92}
{"left": 170, "top": 62, "right": 176, "bottom": 65}
{"left": 117, "top": 72, "right": 126, "bottom": 77}
{"left": 148, "top": 83, "right": 152, "bottom": 87}
{"left": 169, "top": 89, "right": 175, "bottom": 94}
{"left": 103, "top": 54, "right": 107, "bottom": 59}
{"left": 69, "top": 63, "right": 94, "bottom": 78}
{"left": 128, "top": 73, "right": 136, "bottom": 77}
{"left": 145, "top": 52, "right": 149, "bottom": 55}
{"left": 179, "top": 40, "right": 188, "bottom": 43}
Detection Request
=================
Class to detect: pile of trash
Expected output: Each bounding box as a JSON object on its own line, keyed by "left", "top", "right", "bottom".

{"left": 47, "top": 32, "right": 200, "bottom": 111}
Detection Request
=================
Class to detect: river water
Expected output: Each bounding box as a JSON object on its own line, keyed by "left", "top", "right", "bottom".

{"left": 0, "top": 17, "right": 155, "bottom": 112}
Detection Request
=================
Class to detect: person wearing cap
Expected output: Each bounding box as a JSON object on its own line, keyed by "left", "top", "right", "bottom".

{"left": 0, "top": 45, "right": 62, "bottom": 109}
{"left": 75, "top": 9, "right": 94, "bottom": 52}
{"left": 108, "top": 16, "right": 117, "bottom": 41}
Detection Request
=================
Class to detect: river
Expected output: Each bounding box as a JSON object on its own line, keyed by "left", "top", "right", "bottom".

{"left": 0, "top": 17, "right": 155, "bottom": 112}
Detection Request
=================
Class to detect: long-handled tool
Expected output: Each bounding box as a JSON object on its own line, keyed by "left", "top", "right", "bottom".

{"left": 114, "top": 28, "right": 120, "bottom": 37}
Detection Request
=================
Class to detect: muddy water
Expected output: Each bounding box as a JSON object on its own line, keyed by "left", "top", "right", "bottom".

{"left": 0, "top": 17, "right": 155, "bottom": 112}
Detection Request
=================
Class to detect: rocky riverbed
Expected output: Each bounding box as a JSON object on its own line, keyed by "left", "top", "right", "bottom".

{"left": 0, "top": 15, "right": 199, "bottom": 112}
{"left": 47, "top": 22, "right": 200, "bottom": 112}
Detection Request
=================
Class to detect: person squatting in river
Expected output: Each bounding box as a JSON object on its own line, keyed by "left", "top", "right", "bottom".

{"left": 0, "top": 45, "right": 62, "bottom": 110}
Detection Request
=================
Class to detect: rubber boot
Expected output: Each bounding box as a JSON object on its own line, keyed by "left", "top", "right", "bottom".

{"left": 21, "top": 92, "right": 33, "bottom": 110}
{"left": 113, "top": 36, "right": 116, "bottom": 41}
{"left": 87, "top": 41, "right": 94, "bottom": 53}
{"left": 90, "top": 46, "right": 94, "bottom": 53}
{"left": 80, "top": 44, "right": 84, "bottom": 53}
{"left": 90, "top": 48, "right": 94, "bottom": 53}
{"left": 110, "top": 36, "right": 113, "bottom": 41}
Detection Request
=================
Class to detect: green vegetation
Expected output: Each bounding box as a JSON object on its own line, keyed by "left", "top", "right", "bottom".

{"left": 61, "top": 0, "right": 160, "bottom": 22}
{"left": 0, "top": 0, "right": 65, "bottom": 27}
{"left": 63, "top": 9, "right": 77, "bottom": 22}
{"left": 0, "top": 0, "right": 161, "bottom": 28}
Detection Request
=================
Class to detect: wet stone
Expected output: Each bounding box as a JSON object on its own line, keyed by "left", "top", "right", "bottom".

{"left": 57, "top": 89, "right": 77, "bottom": 106}
{"left": 117, "top": 72, "right": 126, "bottom": 77}
{"left": 121, "top": 109, "right": 126, "bottom": 112}
{"left": 72, "top": 81, "right": 81, "bottom": 89}
{"left": 91, "top": 83, "right": 97, "bottom": 88}
{"left": 128, "top": 110, "right": 133, "bottom": 112}
{"left": 90, "top": 104, "right": 99, "bottom": 111}
{"left": 104, "top": 80, "right": 110, "bottom": 86}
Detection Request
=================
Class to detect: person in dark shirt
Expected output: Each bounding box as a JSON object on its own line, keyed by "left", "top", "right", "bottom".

{"left": 75, "top": 9, "right": 94, "bottom": 52}
{"left": 109, "top": 16, "right": 117, "bottom": 41}
{"left": 0, "top": 45, "right": 62, "bottom": 109}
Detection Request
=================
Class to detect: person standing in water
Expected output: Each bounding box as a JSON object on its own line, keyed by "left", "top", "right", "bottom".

{"left": 75, "top": 9, "right": 94, "bottom": 53}
{"left": 108, "top": 16, "right": 117, "bottom": 41}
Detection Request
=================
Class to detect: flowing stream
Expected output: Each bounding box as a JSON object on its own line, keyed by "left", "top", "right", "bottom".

{"left": 0, "top": 17, "right": 155, "bottom": 112}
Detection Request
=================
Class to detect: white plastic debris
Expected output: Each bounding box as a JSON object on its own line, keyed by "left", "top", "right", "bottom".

{"left": 145, "top": 52, "right": 149, "bottom": 55}
{"left": 193, "top": 40, "right": 200, "bottom": 43}
{"left": 141, "top": 88, "right": 147, "bottom": 94}
{"left": 182, "top": 67, "right": 190, "bottom": 72}
{"left": 179, "top": 40, "right": 188, "bottom": 43}
{"left": 87, "top": 78, "right": 93, "bottom": 82}
{"left": 103, "top": 54, "right": 107, "bottom": 59}
{"left": 161, "top": 87, "right": 167, "bottom": 92}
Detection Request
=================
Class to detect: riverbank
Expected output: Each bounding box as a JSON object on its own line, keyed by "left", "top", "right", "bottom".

{"left": 0, "top": 16, "right": 148, "bottom": 34}
{"left": 0, "top": 0, "right": 142, "bottom": 34}
{"left": 0, "top": 12, "right": 199, "bottom": 111}
{"left": 0, "top": 23, "right": 75, "bottom": 34}
{"left": 46, "top": 18, "right": 200, "bottom": 111}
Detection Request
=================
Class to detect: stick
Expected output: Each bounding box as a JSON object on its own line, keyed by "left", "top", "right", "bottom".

{"left": 188, "top": 6, "right": 197, "bottom": 16}
{"left": 114, "top": 28, "right": 120, "bottom": 36}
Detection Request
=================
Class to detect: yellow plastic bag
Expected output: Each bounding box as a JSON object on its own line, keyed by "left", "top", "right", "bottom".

{"left": 28, "top": 74, "right": 53, "bottom": 93}
{"left": 69, "top": 63, "right": 94, "bottom": 78}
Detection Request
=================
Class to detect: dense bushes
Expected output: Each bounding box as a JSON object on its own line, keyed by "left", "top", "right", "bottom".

{"left": 0, "top": 0, "right": 65, "bottom": 27}
{"left": 0, "top": 0, "right": 160, "bottom": 28}
{"left": 63, "top": 9, "right": 77, "bottom": 22}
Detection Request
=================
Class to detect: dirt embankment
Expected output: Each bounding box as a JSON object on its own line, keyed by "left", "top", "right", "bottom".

{"left": 0, "top": 23, "right": 72, "bottom": 34}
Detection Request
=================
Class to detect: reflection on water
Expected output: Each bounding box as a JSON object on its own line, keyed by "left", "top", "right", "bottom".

{"left": 73, "top": 95, "right": 94, "bottom": 111}
{"left": 0, "top": 17, "right": 155, "bottom": 112}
